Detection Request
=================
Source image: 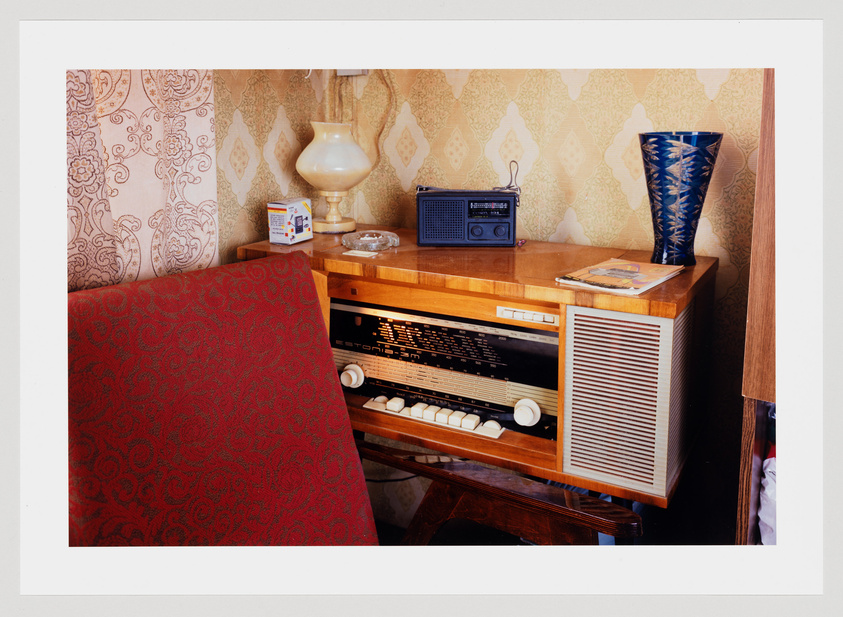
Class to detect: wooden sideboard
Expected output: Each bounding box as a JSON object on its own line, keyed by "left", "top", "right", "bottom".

{"left": 238, "top": 230, "right": 717, "bottom": 508}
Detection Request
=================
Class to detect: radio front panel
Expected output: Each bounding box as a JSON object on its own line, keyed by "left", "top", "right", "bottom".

{"left": 328, "top": 289, "right": 700, "bottom": 506}
{"left": 330, "top": 299, "right": 559, "bottom": 440}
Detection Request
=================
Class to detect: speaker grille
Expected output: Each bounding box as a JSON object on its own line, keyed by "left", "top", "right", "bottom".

{"left": 666, "top": 300, "right": 695, "bottom": 489}
{"left": 562, "top": 304, "right": 694, "bottom": 497}
{"left": 422, "top": 199, "right": 464, "bottom": 241}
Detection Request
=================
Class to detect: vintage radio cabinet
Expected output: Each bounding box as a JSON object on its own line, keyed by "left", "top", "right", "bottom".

{"left": 238, "top": 228, "right": 716, "bottom": 507}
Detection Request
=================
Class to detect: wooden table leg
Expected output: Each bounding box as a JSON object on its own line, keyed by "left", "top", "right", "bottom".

{"left": 400, "top": 481, "right": 465, "bottom": 545}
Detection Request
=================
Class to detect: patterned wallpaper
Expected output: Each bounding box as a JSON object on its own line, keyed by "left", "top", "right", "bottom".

{"left": 214, "top": 69, "right": 764, "bottom": 534}
{"left": 214, "top": 69, "right": 329, "bottom": 264}
{"left": 67, "top": 69, "right": 219, "bottom": 291}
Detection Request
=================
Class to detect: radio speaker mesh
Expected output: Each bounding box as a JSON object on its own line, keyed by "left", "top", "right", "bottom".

{"left": 422, "top": 199, "right": 464, "bottom": 240}
{"left": 562, "top": 302, "right": 694, "bottom": 498}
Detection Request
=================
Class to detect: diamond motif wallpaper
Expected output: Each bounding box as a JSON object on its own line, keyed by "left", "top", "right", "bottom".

{"left": 214, "top": 68, "right": 764, "bottom": 537}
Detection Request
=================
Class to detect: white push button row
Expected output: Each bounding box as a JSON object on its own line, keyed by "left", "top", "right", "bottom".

{"left": 496, "top": 306, "right": 558, "bottom": 326}
{"left": 360, "top": 397, "right": 505, "bottom": 439}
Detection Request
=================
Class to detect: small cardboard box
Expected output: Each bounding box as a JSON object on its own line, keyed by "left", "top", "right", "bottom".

{"left": 267, "top": 198, "right": 313, "bottom": 245}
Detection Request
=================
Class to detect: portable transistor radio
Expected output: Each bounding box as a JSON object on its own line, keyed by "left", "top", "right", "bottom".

{"left": 416, "top": 161, "right": 522, "bottom": 247}
{"left": 416, "top": 186, "right": 519, "bottom": 246}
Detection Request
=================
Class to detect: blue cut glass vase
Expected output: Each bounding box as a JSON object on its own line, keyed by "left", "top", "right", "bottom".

{"left": 639, "top": 131, "right": 723, "bottom": 266}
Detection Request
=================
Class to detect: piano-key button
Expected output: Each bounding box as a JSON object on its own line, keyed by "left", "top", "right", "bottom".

{"left": 362, "top": 397, "right": 387, "bottom": 411}
{"left": 422, "top": 405, "right": 440, "bottom": 421}
{"left": 385, "top": 397, "right": 405, "bottom": 412}
{"left": 460, "top": 414, "right": 481, "bottom": 430}
{"left": 475, "top": 420, "right": 504, "bottom": 438}
{"left": 447, "top": 410, "right": 466, "bottom": 426}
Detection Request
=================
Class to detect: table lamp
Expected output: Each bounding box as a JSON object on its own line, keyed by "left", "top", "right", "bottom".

{"left": 295, "top": 121, "right": 373, "bottom": 233}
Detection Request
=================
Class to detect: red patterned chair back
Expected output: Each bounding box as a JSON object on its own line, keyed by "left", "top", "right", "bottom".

{"left": 68, "top": 253, "right": 378, "bottom": 545}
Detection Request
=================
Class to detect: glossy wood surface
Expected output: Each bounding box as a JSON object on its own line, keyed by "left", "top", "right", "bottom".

{"left": 237, "top": 226, "right": 717, "bottom": 319}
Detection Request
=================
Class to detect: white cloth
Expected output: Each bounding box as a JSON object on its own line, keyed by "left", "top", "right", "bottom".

{"left": 758, "top": 457, "right": 777, "bottom": 545}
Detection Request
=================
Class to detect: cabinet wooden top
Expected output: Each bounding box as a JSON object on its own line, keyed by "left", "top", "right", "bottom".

{"left": 237, "top": 226, "right": 717, "bottom": 318}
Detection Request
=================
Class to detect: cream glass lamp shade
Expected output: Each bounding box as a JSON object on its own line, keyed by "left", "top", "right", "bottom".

{"left": 296, "top": 121, "right": 372, "bottom": 233}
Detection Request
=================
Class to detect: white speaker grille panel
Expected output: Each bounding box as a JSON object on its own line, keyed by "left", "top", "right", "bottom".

{"left": 563, "top": 303, "right": 694, "bottom": 497}
{"left": 666, "top": 301, "right": 695, "bottom": 490}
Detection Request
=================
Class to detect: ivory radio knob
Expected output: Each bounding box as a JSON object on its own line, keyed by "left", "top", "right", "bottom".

{"left": 513, "top": 398, "right": 541, "bottom": 427}
{"left": 340, "top": 364, "right": 365, "bottom": 388}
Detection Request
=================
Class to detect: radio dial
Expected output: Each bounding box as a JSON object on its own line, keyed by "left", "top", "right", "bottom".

{"left": 340, "top": 364, "right": 365, "bottom": 388}
{"left": 494, "top": 225, "right": 507, "bottom": 238}
{"left": 470, "top": 225, "right": 483, "bottom": 237}
{"left": 513, "top": 398, "right": 541, "bottom": 427}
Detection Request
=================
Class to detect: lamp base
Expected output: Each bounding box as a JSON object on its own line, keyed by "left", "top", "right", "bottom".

{"left": 313, "top": 217, "right": 357, "bottom": 234}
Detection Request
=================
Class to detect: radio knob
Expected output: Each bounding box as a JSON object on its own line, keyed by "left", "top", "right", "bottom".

{"left": 513, "top": 398, "right": 541, "bottom": 427}
{"left": 340, "top": 364, "right": 365, "bottom": 388}
{"left": 494, "top": 225, "right": 507, "bottom": 237}
{"left": 470, "top": 225, "right": 483, "bottom": 237}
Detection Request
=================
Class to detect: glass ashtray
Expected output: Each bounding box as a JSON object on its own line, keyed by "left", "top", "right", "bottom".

{"left": 342, "top": 230, "right": 400, "bottom": 251}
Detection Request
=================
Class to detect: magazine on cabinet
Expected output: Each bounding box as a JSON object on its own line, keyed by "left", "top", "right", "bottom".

{"left": 555, "top": 258, "right": 684, "bottom": 295}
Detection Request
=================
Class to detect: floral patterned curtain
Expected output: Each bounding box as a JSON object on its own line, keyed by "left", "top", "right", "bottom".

{"left": 67, "top": 69, "right": 219, "bottom": 291}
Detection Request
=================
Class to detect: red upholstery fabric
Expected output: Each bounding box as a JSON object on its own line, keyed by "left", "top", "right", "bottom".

{"left": 68, "top": 253, "right": 378, "bottom": 546}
